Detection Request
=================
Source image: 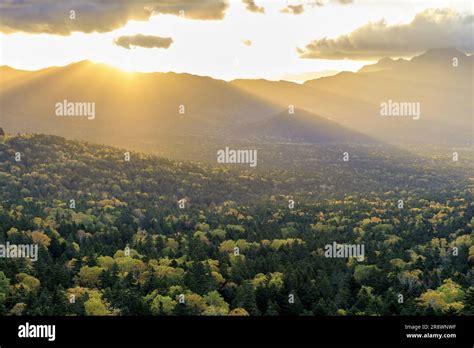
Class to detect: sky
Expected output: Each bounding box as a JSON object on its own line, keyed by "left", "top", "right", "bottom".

{"left": 0, "top": 0, "right": 472, "bottom": 82}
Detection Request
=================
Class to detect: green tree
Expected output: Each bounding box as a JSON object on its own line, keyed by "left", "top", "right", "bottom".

{"left": 461, "top": 287, "right": 474, "bottom": 315}
{"left": 203, "top": 291, "right": 229, "bottom": 315}
{"left": 77, "top": 266, "right": 104, "bottom": 288}
{"left": 84, "top": 292, "right": 113, "bottom": 315}
{"left": 418, "top": 279, "right": 465, "bottom": 313}
{"left": 234, "top": 282, "right": 260, "bottom": 315}
{"left": 351, "top": 286, "right": 383, "bottom": 315}
{"left": 0, "top": 272, "right": 10, "bottom": 314}
{"left": 150, "top": 294, "right": 176, "bottom": 315}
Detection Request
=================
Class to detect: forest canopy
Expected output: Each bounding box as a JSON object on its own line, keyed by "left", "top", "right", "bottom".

{"left": 0, "top": 134, "right": 472, "bottom": 316}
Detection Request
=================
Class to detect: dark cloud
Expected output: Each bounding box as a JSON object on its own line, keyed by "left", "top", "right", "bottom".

{"left": 148, "top": 0, "right": 229, "bottom": 20}
{"left": 280, "top": 5, "right": 305, "bottom": 15}
{"left": 113, "top": 34, "right": 173, "bottom": 50}
{"left": 298, "top": 8, "right": 474, "bottom": 60}
{"left": 0, "top": 0, "right": 229, "bottom": 35}
{"left": 242, "top": 0, "right": 265, "bottom": 14}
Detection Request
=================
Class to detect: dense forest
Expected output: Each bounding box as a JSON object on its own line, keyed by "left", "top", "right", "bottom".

{"left": 0, "top": 134, "right": 472, "bottom": 316}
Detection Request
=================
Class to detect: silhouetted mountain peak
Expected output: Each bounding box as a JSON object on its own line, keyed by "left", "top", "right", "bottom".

{"left": 70, "top": 59, "right": 94, "bottom": 66}
{"left": 358, "top": 57, "right": 403, "bottom": 73}
{"left": 410, "top": 47, "right": 467, "bottom": 64}
{"left": 357, "top": 48, "right": 470, "bottom": 73}
{"left": 239, "top": 108, "right": 374, "bottom": 144}
{"left": 378, "top": 57, "right": 394, "bottom": 64}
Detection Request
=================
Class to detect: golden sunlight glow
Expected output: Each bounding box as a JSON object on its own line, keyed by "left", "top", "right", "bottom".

{"left": 0, "top": 0, "right": 470, "bottom": 81}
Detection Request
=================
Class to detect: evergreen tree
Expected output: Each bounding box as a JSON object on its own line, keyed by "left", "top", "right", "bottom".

{"left": 234, "top": 281, "right": 260, "bottom": 315}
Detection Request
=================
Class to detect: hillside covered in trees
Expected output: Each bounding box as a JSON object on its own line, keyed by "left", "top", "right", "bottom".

{"left": 0, "top": 134, "right": 472, "bottom": 316}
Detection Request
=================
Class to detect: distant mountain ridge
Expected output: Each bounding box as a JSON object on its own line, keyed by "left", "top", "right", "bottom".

{"left": 238, "top": 108, "right": 374, "bottom": 144}
{"left": 1, "top": 60, "right": 368, "bottom": 155}
{"left": 358, "top": 48, "right": 473, "bottom": 73}
{"left": 1, "top": 60, "right": 280, "bottom": 145}
{"left": 1, "top": 48, "right": 472, "bottom": 153}
{"left": 234, "top": 48, "right": 473, "bottom": 145}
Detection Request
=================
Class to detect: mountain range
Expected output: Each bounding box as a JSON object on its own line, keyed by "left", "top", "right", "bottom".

{"left": 1, "top": 48, "right": 472, "bottom": 157}
{"left": 233, "top": 48, "right": 473, "bottom": 145}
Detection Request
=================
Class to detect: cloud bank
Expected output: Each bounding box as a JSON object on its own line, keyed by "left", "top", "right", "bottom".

{"left": 281, "top": 5, "right": 305, "bottom": 15}
{"left": 298, "top": 8, "right": 474, "bottom": 60}
{"left": 242, "top": 0, "right": 265, "bottom": 14}
{"left": 0, "top": 0, "right": 229, "bottom": 35}
{"left": 113, "top": 34, "right": 173, "bottom": 49}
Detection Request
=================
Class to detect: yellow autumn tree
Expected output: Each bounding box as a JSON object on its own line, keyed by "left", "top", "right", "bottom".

{"left": 418, "top": 279, "right": 465, "bottom": 313}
